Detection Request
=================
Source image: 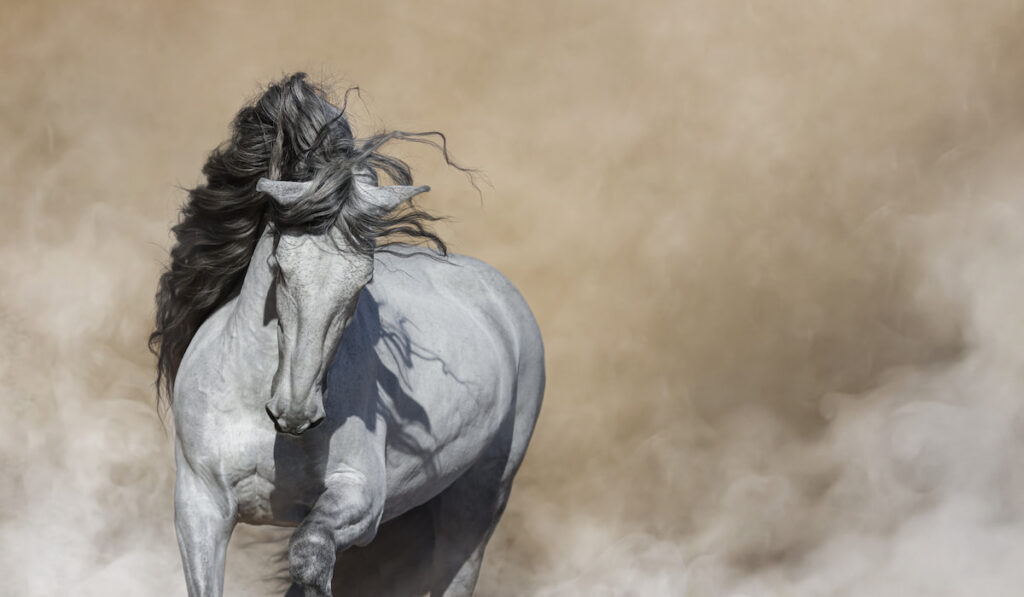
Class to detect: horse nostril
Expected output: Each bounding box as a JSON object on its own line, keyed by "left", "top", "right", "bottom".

{"left": 266, "top": 404, "right": 281, "bottom": 425}
{"left": 265, "top": 404, "right": 322, "bottom": 435}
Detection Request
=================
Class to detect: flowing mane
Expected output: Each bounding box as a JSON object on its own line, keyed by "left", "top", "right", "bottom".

{"left": 150, "top": 72, "right": 459, "bottom": 405}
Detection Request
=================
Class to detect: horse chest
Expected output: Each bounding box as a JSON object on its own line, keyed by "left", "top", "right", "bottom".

{"left": 232, "top": 472, "right": 276, "bottom": 523}
{"left": 214, "top": 415, "right": 329, "bottom": 525}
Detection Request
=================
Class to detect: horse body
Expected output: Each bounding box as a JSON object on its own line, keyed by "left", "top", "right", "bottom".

{"left": 173, "top": 229, "right": 543, "bottom": 595}
{"left": 155, "top": 73, "right": 543, "bottom": 596}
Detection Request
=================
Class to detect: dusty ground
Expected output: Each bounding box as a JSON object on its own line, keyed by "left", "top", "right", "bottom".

{"left": 4, "top": 1, "right": 1024, "bottom": 595}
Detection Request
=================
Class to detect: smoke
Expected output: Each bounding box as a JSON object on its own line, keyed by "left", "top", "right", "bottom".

{"left": 3, "top": 0, "right": 1024, "bottom": 595}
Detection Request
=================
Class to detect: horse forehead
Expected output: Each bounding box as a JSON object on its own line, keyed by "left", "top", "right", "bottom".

{"left": 277, "top": 234, "right": 344, "bottom": 263}
{"left": 277, "top": 233, "right": 335, "bottom": 255}
{"left": 276, "top": 235, "right": 370, "bottom": 279}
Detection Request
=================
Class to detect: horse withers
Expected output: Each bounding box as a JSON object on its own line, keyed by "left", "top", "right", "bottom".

{"left": 151, "top": 73, "right": 544, "bottom": 596}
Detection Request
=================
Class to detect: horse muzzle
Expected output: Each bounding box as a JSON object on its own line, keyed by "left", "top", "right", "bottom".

{"left": 265, "top": 397, "right": 326, "bottom": 436}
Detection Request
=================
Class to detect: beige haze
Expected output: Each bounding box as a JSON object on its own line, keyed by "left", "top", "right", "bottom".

{"left": 3, "top": 1, "right": 1024, "bottom": 595}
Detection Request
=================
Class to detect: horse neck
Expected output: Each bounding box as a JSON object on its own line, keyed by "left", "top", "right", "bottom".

{"left": 223, "top": 228, "right": 279, "bottom": 379}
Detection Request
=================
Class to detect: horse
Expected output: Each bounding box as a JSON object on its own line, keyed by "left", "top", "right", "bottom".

{"left": 150, "top": 73, "right": 545, "bottom": 596}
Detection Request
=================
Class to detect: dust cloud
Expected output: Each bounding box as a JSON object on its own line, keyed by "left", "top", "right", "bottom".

{"left": 3, "top": 1, "right": 1024, "bottom": 595}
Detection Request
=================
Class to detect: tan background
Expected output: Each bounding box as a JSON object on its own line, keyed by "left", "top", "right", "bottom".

{"left": 4, "top": 1, "right": 1024, "bottom": 595}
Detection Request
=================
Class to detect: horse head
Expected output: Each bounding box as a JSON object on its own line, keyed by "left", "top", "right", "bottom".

{"left": 257, "top": 170, "right": 428, "bottom": 435}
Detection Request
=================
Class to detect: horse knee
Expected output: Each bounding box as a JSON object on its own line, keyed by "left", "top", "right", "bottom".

{"left": 344, "top": 484, "right": 381, "bottom": 547}
{"left": 295, "top": 472, "right": 383, "bottom": 570}
{"left": 289, "top": 527, "right": 335, "bottom": 590}
{"left": 321, "top": 473, "right": 383, "bottom": 548}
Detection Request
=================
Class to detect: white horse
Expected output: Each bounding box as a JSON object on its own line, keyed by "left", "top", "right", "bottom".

{"left": 156, "top": 74, "right": 544, "bottom": 596}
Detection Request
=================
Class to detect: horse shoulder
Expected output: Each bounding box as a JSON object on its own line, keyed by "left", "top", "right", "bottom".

{"left": 172, "top": 300, "right": 250, "bottom": 469}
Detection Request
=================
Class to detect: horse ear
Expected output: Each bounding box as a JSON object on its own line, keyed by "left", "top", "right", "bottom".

{"left": 352, "top": 169, "right": 430, "bottom": 214}
{"left": 257, "top": 178, "right": 313, "bottom": 205}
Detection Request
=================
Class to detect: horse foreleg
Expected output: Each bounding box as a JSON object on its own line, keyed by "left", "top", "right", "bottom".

{"left": 288, "top": 470, "right": 384, "bottom": 597}
{"left": 174, "top": 460, "right": 236, "bottom": 597}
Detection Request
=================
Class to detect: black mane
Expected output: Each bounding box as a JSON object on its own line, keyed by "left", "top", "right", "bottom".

{"left": 150, "top": 72, "right": 461, "bottom": 406}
